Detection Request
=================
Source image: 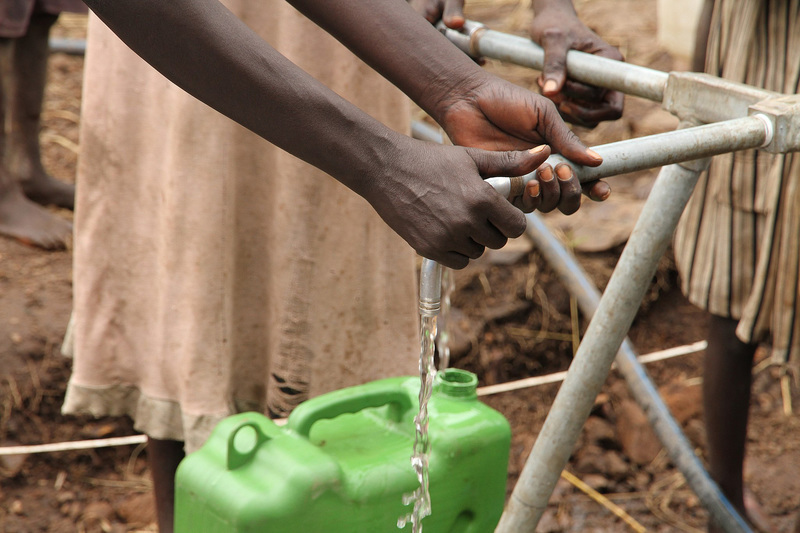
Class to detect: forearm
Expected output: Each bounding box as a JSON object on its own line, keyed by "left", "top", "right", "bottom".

{"left": 84, "top": 0, "right": 405, "bottom": 196}
{"left": 287, "top": 0, "right": 487, "bottom": 121}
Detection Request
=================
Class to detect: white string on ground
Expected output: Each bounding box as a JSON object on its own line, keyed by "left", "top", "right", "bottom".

{"left": 0, "top": 435, "right": 148, "bottom": 456}
{"left": 476, "top": 340, "right": 708, "bottom": 397}
{"left": 0, "top": 341, "right": 706, "bottom": 456}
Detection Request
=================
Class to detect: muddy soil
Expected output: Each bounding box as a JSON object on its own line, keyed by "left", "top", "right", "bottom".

{"left": 3, "top": 2, "right": 800, "bottom": 532}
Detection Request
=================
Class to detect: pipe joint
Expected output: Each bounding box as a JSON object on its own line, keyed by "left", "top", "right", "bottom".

{"left": 748, "top": 97, "right": 800, "bottom": 153}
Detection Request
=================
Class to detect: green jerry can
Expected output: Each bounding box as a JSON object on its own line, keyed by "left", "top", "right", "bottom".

{"left": 174, "top": 368, "right": 511, "bottom": 533}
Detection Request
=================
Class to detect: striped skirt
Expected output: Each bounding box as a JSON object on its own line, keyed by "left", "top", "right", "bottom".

{"left": 673, "top": 0, "right": 800, "bottom": 366}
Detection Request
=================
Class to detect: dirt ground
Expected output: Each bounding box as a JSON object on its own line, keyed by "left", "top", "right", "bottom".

{"left": 3, "top": 1, "right": 800, "bottom": 532}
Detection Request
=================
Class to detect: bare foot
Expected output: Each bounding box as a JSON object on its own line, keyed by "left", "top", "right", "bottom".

{"left": 0, "top": 186, "right": 72, "bottom": 249}
{"left": 20, "top": 171, "right": 75, "bottom": 210}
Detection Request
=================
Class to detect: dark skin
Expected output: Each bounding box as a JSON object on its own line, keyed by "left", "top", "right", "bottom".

{"left": 702, "top": 316, "right": 761, "bottom": 533}
{"left": 84, "top": 0, "right": 614, "bottom": 270}
{"left": 416, "top": 0, "right": 620, "bottom": 206}
{"left": 529, "top": 0, "right": 624, "bottom": 127}
{"left": 147, "top": 438, "right": 185, "bottom": 533}
{"left": 0, "top": 13, "right": 74, "bottom": 250}
{"left": 81, "top": 0, "right": 621, "bottom": 529}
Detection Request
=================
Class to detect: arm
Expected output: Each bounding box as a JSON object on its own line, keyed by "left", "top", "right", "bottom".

{"left": 288, "top": 0, "right": 601, "bottom": 164}
{"left": 403, "top": 0, "right": 612, "bottom": 202}
{"left": 83, "top": 0, "right": 593, "bottom": 266}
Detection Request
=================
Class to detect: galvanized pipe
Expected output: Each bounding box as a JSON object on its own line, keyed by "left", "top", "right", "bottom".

{"left": 415, "top": 115, "right": 772, "bottom": 194}
{"left": 438, "top": 22, "right": 669, "bottom": 102}
{"left": 524, "top": 213, "right": 751, "bottom": 533}
{"left": 485, "top": 114, "right": 772, "bottom": 195}
{"left": 48, "top": 37, "right": 86, "bottom": 56}
{"left": 419, "top": 258, "right": 443, "bottom": 317}
{"left": 496, "top": 160, "right": 713, "bottom": 532}
{"left": 411, "top": 119, "right": 754, "bottom": 531}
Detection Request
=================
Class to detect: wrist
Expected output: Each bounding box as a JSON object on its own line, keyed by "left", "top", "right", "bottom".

{"left": 423, "top": 68, "right": 488, "bottom": 128}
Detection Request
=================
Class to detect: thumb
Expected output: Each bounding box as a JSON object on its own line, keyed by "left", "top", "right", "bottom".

{"left": 443, "top": 0, "right": 465, "bottom": 28}
{"left": 539, "top": 30, "right": 570, "bottom": 95}
{"left": 465, "top": 145, "right": 552, "bottom": 239}
{"left": 537, "top": 100, "right": 604, "bottom": 167}
{"left": 467, "top": 144, "right": 551, "bottom": 178}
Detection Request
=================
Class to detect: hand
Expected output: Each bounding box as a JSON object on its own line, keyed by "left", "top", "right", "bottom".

{"left": 433, "top": 72, "right": 610, "bottom": 206}
{"left": 529, "top": 2, "right": 624, "bottom": 127}
{"left": 364, "top": 137, "right": 553, "bottom": 269}
{"left": 408, "top": 0, "right": 465, "bottom": 28}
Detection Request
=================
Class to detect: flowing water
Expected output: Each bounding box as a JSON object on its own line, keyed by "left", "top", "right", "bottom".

{"left": 397, "top": 313, "right": 437, "bottom": 532}
{"left": 436, "top": 269, "right": 454, "bottom": 371}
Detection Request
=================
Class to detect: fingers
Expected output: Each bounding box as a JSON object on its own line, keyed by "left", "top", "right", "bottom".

{"left": 596, "top": 43, "right": 625, "bottom": 63}
{"left": 409, "top": 0, "right": 441, "bottom": 24}
{"left": 409, "top": 0, "right": 464, "bottom": 27}
{"left": 538, "top": 29, "right": 570, "bottom": 95}
{"left": 536, "top": 163, "right": 559, "bottom": 212}
{"left": 442, "top": 0, "right": 465, "bottom": 28}
{"left": 537, "top": 99, "right": 604, "bottom": 167}
{"left": 556, "top": 83, "right": 624, "bottom": 127}
{"left": 521, "top": 163, "right": 588, "bottom": 215}
{"left": 554, "top": 163, "right": 582, "bottom": 215}
{"left": 536, "top": 163, "right": 583, "bottom": 215}
{"left": 582, "top": 179, "right": 611, "bottom": 202}
{"left": 470, "top": 225, "right": 508, "bottom": 250}
{"left": 561, "top": 79, "right": 607, "bottom": 102}
{"left": 517, "top": 180, "right": 541, "bottom": 212}
{"left": 438, "top": 251, "right": 470, "bottom": 270}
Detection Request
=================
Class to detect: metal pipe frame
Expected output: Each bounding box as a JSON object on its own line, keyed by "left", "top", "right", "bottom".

{"left": 433, "top": 22, "right": 800, "bottom": 531}
{"left": 496, "top": 158, "right": 713, "bottom": 532}
{"left": 412, "top": 119, "right": 753, "bottom": 532}
{"left": 523, "top": 212, "right": 751, "bottom": 533}
{"left": 438, "top": 21, "right": 668, "bottom": 102}
{"left": 485, "top": 114, "right": 771, "bottom": 196}
{"left": 48, "top": 37, "right": 86, "bottom": 56}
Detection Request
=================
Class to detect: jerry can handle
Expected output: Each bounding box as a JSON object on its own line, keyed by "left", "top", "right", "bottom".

{"left": 290, "top": 385, "right": 414, "bottom": 438}
{"left": 226, "top": 421, "right": 270, "bottom": 471}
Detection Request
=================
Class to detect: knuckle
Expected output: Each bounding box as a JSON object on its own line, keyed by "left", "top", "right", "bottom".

{"left": 509, "top": 214, "right": 527, "bottom": 237}
{"left": 541, "top": 28, "right": 566, "bottom": 42}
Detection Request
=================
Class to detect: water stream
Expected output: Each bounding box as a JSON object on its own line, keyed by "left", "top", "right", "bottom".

{"left": 436, "top": 269, "right": 454, "bottom": 371}
{"left": 397, "top": 313, "right": 437, "bottom": 532}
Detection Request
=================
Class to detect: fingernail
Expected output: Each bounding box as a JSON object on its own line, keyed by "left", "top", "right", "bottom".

{"left": 543, "top": 79, "right": 558, "bottom": 93}
{"left": 593, "top": 184, "right": 611, "bottom": 201}
{"left": 556, "top": 164, "right": 573, "bottom": 181}
{"left": 528, "top": 181, "right": 540, "bottom": 197}
{"left": 586, "top": 148, "right": 602, "bottom": 161}
{"left": 529, "top": 145, "right": 547, "bottom": 154}
{"left": 539, "top": 166, "right": 554, "bottom": 182}
{"left": 447, "top": 15, "right": 465, "bottom": 28}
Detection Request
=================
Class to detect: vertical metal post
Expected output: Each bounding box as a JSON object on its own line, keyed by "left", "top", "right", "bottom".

{"left": 524, "top": 213, "right": 751, "bottom": 533}
{"left": 496, "top": 160, "right": 709, "bottom": 532}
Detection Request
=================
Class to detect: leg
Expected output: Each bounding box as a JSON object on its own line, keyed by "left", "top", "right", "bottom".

{"left": 0, "top": 22, "right": 72, "bottom": 249}
{"left": 146, "top": 437, "right": 185, "bottom": 533}
{"left": 703, "top": 314, "right": 758, "bottom": 533}
{"left": 8, "top": 12, "right": 75, "bottom": 209}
